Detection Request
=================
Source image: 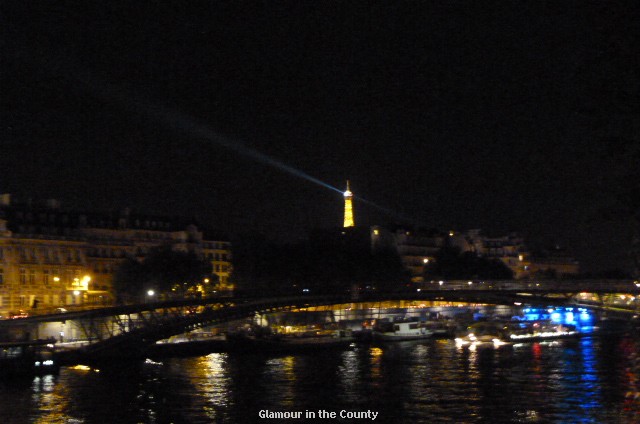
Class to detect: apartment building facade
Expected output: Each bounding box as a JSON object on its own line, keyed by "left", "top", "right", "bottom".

{"left": 0, "top": 194, "right": 232, "bottom": 316}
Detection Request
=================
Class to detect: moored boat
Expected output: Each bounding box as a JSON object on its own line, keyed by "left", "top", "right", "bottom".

{"left": 424, "top": 320, "right": 458, "bottom": 339}
{"left": 372, "top": 320, "right": 435, "bottom": 341}
{"left": 0, "top": 339, "right": 58, "bottom": 378}
{"left": 149, "top": 336, "right": 228, "bottom": 358}
{"left": 226, "top": 330, "right": 354, "bottom": 354}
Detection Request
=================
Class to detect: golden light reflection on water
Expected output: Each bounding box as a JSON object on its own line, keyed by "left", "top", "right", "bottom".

{"left": 31, "top": 375, "right": 72, "bottom": 424}
{"left": 3, "top": 337, "right": 638, "bottom": 423}
{"left": 369, "top": 347, "right": 383, "bottom": 380}
{"left": 265, "top": 356, "right": 297, "bottom": 407}
{"left": 191, "top": 353, "right": 231, "bottom": 420}
{"left": 281, "top": 355, "right": 296, "bottom": 374}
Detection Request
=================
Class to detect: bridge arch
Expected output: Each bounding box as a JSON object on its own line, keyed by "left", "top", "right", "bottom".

{"left": 2, "top": 279, "right": 638, "bottom": 361}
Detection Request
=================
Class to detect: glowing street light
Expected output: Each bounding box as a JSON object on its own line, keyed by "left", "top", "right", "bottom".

{"left": 80, "top": 275, "right": 91, "bottom": 290}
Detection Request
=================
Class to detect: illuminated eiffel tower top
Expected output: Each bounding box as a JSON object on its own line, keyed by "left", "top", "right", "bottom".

{"left": 343, "top": 180, "right": 354, "bottom": 228}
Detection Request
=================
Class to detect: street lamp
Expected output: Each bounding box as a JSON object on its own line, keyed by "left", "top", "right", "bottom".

{"left": 146, "top": 290, "right": 155, "bottom": 303}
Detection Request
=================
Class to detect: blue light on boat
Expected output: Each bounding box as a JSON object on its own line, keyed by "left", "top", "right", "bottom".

{"left": 580, "top": 311, "right": 592, "bottom": 322}
{"left": 566, "top": 312, "right": 575, "bottom": 324}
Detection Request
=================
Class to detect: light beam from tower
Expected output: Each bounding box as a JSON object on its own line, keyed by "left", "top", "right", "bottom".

{"left": 343, "top": 180, "right": 355, "bottom": 228}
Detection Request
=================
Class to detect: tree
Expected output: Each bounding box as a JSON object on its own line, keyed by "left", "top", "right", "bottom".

{"left": 142, "top": 246, "right": 212, "bottom": 295}
{"left": 112, "top": 258, "right": 147, "bottom": 302}
{"left": 111, "top": 246, "right": 213, "bottom": 301}
{"left": 365, "top": 247, "right": 411, "bottom": 291}
{"left": 423, "top": 246, "right": 514, "bottom": 280}
{"left": 231, "top": 232, "right": 287, "bottom": 295}
{"left": 230, "top": 229, "right": 411, "bottom": 296}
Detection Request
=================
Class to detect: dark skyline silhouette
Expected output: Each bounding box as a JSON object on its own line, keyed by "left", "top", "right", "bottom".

{"left": 2, "top": 2, "right": 638, "bottom": 272}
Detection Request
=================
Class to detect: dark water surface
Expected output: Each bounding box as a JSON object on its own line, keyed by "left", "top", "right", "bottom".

{"left": 2, "top": 335, "right": 640, "bottom": 423}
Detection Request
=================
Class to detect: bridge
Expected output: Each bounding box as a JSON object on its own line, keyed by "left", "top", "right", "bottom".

{"left": 1, "top": 279, "right": 638, "bottom": 362}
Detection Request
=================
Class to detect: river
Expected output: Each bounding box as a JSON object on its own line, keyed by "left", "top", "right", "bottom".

{"left": 2, "top": 334, "right": 640, "bottom": 423}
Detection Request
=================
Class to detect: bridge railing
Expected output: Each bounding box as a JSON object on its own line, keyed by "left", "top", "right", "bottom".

{"left": 4, "top": 280, "right": 639, "bottom": 325}
{"left": 415, "top": 279, "right": 639, "bottom": 293}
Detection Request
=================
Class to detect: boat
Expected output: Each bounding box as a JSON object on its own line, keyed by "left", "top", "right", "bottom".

{"left": 508, "top": 320, "right": 580, "bottom": 342}
{"left": 455, "top": 322, "right": 511, "bottom": 347}
{"left": 0, "top": 339, "right": 59, "bottom": 378}
{"left": 424, "top": 320, "right": 458, "bottom": 339}
{"left": 456, "top": 320, "right": 581, "bottom": 348}
{"left": 149, "top": 335, "right": 228, "bottom": 358}
{"left": 372, "top": 320, "right": 435, "bottom": 341}
{"left": 226, "top": 330, "right": 354, "bottom": 354}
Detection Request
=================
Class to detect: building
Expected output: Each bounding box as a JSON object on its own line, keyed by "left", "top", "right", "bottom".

{"left": 0, "top": 194, "right": 232, "bottom": 316}
{"left": 371, "top": 226, "right": 445, "bottom": 282}
{"left": 333, "top": 185, "right": 578, "bottom": 281}
{"left": 450, "top": 229, "right": 579, "bottom": 279}
{"left": 371, "top": 226, "right": 579, "bottom": 281}
{"left": 525, "top": 246, "right": 581, "bottom": 279}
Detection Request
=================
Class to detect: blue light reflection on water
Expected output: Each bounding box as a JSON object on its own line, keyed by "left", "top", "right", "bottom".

{"left": 521, "top": 306, "right": 594, "bottom": 329}
{"left": 2, "top": 337, "right": 640, "bottom": 423}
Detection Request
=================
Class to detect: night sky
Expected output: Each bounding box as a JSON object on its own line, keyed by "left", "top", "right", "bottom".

{"left": 1, "top": 2, "right": 638, "bottom": 272}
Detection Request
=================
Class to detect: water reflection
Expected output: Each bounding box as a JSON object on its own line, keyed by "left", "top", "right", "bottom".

{"left": 31, "top": 375, "right": 69, "bottom": 424}
{"left": 2, "top": 337, "right": 640, "bottom": 422}
{"left": 368, "top": 346, "right": 383, "bottom": 381}
{"left": 338, "top": 349, "right": 359, "bottom": 400}
{"left": 182, "top": 354, "right": 231, "bottom": 421}
{"left": 265, "top": 356, "right": 296, "bottom": 407}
